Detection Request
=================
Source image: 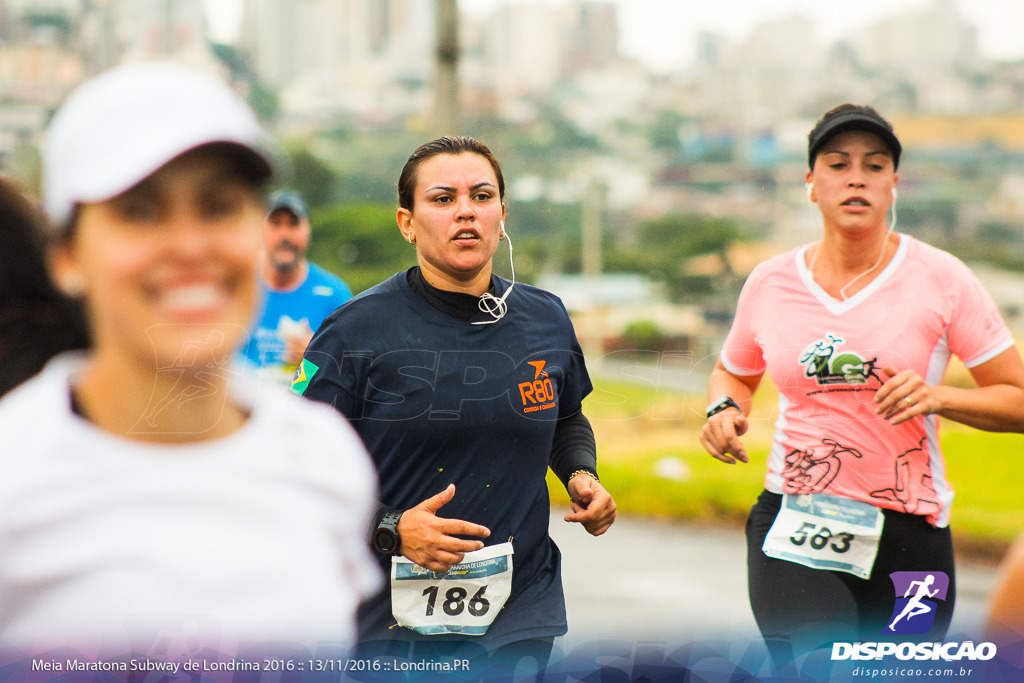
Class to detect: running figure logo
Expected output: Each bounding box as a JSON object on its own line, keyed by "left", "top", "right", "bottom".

{"left": 799, "top": 334, "right": 884, "bottom": 386}
{"left": 884, "top": 571, "right": 950, "bottom": 635}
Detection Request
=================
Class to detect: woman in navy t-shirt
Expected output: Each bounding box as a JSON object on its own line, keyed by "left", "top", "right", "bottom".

{"left": 296, "top": 137, "right": 616, "bottom": 666}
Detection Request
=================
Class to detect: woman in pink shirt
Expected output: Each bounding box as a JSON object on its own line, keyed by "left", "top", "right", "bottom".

{"left": 700, "top": 104, "right": 1024, "bottom": 661}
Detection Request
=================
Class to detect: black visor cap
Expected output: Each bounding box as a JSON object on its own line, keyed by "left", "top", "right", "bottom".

{"left": 808, "top": 112, "right": 902, "bottom": 170}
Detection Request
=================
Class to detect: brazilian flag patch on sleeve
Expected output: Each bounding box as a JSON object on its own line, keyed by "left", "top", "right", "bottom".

{"left": 290, "top": 358, "right": 320, "bottom": 396}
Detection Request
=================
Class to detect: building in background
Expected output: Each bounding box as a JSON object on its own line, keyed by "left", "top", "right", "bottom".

{"left": 115, "top": 0, "right": 218, "bottom": 69}
{"left": 560, "top": 1, "right": 617, "bottom": 77}
{"left": 239, "top": 0, "right": 434, "bottom": 124}
{"left": 852, "top": 0, "right": 978, "bottom": 76}
{"left": 0, "top": 0, "right": 221, "bottom": 181}
{"left": 0, "top": 0, "right": 219, "bottom": 107}
{"left": 475, "top": 1, "right": 562, "bottom": 98}
{"left": 0, "top": 0, "right": 84, "bottom": 174}
{"left": 1, "top": 0, "right": 1024, "bottom": 249}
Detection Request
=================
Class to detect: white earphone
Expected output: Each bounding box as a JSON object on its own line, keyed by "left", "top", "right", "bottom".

{"left": 475, "top": 220, "right": 515, "bottom": 325}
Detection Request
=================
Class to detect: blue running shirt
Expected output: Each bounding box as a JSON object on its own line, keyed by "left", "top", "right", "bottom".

{"left": 240, "top": 262, "right": 351, "bottom": 387}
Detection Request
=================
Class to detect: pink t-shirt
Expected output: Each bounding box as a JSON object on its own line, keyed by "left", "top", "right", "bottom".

{"left": 721, "top": 235, "right": 1013, "bottom": 527}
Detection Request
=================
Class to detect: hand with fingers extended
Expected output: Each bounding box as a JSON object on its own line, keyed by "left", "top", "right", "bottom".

{"left": 564, "top": 473, "right": 616, "bottom": 536}
{"left": 699, "top": 407, "right": 749, "bottom": 464}
{"left": 875, "top": 366, "right": 940, "bottom": 425}
{"left": 396, "top": 484, "right": 491, "bottom": 573}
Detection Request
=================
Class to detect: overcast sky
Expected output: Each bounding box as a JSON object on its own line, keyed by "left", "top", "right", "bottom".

{"left": 202, "top": 0, "right": 1024, "bottom": 73}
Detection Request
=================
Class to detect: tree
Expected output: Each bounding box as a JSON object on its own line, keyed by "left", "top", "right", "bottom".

{"left": 622, "top": 320, "right": 665, "bottom": 352}
{"left": 637, "top": 214, "right": 740, "bottom": 261}
{"left": 649, "top": 111, "right": 688, "bottom": 151}
{"left": 210, "top": 43, "right": 280, "bottom": 122}
{"left": 287, "top": 145, "right": 341, "bottom": 208}
{"left": 606, "top": 213, "right": 745, "bottom": 302}
{"left": 308, "top": 203, "right": 417, "bottom": 293}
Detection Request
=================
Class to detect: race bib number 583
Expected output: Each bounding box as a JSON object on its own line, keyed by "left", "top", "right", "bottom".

{"left": 762, "top": 493, "right": 884, "bottom": 579}
{"left": 391, "top": 542, "right": 513, "bottom": 636}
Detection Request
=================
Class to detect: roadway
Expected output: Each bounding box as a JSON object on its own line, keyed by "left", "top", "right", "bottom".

{"left": 549, "top": 511, "right": 999, "bottom": 646}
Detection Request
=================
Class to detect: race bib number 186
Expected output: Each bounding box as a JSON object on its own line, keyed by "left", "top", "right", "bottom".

{"left": 762, "top": 493, "right": 884, "bottom": 579}
{"left": 391, "top": 542, "right": 514, "bottom": 636}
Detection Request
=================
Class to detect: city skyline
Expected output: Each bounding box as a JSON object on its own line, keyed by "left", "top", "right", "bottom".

{"left": 203, "top": 0, "right": 1024, "bottom": 72}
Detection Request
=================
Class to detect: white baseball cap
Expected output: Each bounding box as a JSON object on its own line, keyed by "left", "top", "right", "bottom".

{"left": 43, "top": 61, "right": 279, "bottom": 229}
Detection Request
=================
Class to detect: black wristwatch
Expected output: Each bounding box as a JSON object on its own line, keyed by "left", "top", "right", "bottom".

{"left": 705, "top": 396, "right": 742, "bottom": 419}
{"left": 373, "top": 510, "right": 403, "bottom": 555}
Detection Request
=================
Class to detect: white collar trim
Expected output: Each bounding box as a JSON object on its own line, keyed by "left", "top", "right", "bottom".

{"left": 795, "top": 234, "right": 909, "bottom": 316}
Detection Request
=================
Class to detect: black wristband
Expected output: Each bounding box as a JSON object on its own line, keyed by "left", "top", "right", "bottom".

{"left": 705, "top": 396, "right": 742, "bottom": 419}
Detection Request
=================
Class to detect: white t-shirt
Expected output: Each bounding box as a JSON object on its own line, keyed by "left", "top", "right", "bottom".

{"left": 0, "top": 354, "right": 382, "bottom": 652}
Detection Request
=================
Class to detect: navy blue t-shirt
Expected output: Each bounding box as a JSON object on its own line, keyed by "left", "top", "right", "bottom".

{"left": 298, "top": 271, "right": 592, "bottom": 647}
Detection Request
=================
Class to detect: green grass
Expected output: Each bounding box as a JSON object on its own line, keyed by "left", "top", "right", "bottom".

{"left": 550, "top": 380, "right": 1024, "bottom": 546}
{"left": 943, "top": 431, "right": 1024, "bottom": 543}
{"left": 547, "top": 447, "right": 766, "bottom": 524}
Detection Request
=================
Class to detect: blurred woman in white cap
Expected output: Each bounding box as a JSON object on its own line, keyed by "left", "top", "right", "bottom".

{"left": 0, "top": 62, "right": 380, "bottom": 652}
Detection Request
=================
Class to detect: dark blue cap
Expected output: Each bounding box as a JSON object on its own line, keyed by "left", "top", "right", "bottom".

{"left": 266, "top": 190, "right": 308, "bottom": 219}
{"left": 808, "top": 110, "right": 902, "bottom": 170}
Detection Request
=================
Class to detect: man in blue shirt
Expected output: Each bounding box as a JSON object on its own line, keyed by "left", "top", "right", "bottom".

{"left": 240, "top": 191, "right": 351, "bottom": 387}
